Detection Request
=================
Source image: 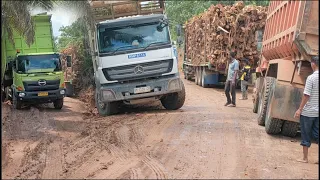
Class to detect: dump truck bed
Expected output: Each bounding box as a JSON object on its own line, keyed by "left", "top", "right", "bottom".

{"left": 261, "top": 0, "right": 318, "bottom": 64}
{"left": 1, "top": 14, "right": 54, "bottom": 78}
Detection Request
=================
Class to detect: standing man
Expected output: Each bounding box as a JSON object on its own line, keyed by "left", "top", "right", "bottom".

{"left": 225, "top": 51, "right": 239, "bottom": 107}
{"left": 239, "top": 59, "right": 251, "bottom": 100}
{"left": 294, "top": 56, "right": 319, "bottom": 164}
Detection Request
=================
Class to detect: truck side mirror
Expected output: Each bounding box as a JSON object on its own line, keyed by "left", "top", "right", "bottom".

{"left": 66, "top": 56, "right": 72, "bottom": 67}
{"left": 176, "top": 24, "right": 182, "bottom": 37}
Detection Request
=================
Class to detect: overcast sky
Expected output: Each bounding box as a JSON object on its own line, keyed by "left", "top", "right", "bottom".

{"left": 30, "top": 6, "right": 78, "bottom": 38}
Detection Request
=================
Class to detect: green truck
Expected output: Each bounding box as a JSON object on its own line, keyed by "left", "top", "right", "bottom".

{"left": 1, "top": 14, "right": 71, "bottom": 109}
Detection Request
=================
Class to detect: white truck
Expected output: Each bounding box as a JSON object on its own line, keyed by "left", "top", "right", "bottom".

{"left": 88, "top": 0, "right": 185, "bottom": 116}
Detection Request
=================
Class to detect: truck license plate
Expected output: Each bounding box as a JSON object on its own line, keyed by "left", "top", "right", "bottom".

{"left": 134, "top": 86, "right": 151, "bottom": 94}
{"left": 38, "top": 92, "right": 48, "bottom": 96}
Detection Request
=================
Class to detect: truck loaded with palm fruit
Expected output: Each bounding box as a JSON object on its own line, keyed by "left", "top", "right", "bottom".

{"left": 1, "top": 14, "right": 71, "bottom": 109}
{"left": 252, "top": 0, "right": 318, "bottom": 137}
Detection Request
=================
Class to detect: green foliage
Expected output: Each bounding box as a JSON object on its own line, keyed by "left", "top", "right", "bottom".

{"left": 57, "top": 18, "right": 87, "bottom": 50}
{"left": 166, "top": 0, "right": 269, "bottom": 40}
{"left": 1, "top": 0, "right": 54, "bottom": 46}
{"left": 57, "top": 17, "right": 93, "bottom": 75}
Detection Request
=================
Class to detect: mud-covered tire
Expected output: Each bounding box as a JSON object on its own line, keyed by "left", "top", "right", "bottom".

{"left": 265, "top": 117, "right": 284, "bottom": 135}
{"left": 53, "top": 98, "right": 64, "bottom": 109}
{"left": 281, "top": 121, "right": 299, "bottom": 137}
{"left": 264, "top": 86, "right": 283, "bottom": 134}
{"left": 95, "top": 90, "right": 119, "bottom": 116}
{"left": 257, "top": 77, "right": 276, "bottom": 126}
{"left": 12, "top": 95, "right": 22, "bottom": 110}
{"left": 252, "top": 77, "right": 262, "bottom": 113}
{"left": 161, "top": 81, "right": 185, "bottom": 110}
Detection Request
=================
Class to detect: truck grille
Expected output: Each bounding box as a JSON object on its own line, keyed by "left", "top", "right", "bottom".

{"left": 23, "top": 79, "right": 60, "bottom": 92}
{"left": 102, "top": 59, "right": 173, "bottom": 81}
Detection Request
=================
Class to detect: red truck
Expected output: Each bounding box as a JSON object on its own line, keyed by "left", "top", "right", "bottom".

{"left": 253, "top": 0, "right": 319, "bottom": 137}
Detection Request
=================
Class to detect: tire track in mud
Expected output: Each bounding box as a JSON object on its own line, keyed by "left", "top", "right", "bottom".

{"left": 141, "top": 154, "right": 167, "bottom": 179}
{"left": 15, "top": 136, "right": 52, "bottom": 179}
{"left": 41, "top": 141, "right": 63, "bottom": 179}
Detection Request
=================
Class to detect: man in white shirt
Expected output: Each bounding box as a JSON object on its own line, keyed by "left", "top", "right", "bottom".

{"left": 294, "top": 56, "right": 319, "bottom": 164}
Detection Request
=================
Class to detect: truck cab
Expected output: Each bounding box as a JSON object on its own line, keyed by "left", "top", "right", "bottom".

{"left": 91, "top": 13, "right": 185, "bottom": 116}
{"left": 2, "top": 52, "right": 68, "bottom": 109}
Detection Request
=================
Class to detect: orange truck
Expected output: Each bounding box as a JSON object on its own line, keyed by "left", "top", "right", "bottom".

{"left": 252, "top": 0, "right": 318, "bottom": 137}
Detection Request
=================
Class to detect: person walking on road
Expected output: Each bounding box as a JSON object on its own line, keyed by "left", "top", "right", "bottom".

{"left": 224, "top": 51, "right": 239, "bottom": 107}
{"left": 294, "top": 56, "right": 319, "bottom": 164}
{"left": 239, "top": 59, "right": 251, "bottom": 100}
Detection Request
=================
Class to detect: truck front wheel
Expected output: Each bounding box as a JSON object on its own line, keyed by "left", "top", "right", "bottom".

{"left": 12, "top": 95, "right": 22, "bottom": 109}
{"left": 53, "top": 98, "right": 64, "bottom": 109}
{"left": 95, "top": 90, "right": 119, "bottom": 116}
{"left": 161, "top": 82, "right": 186, "bottom": 110}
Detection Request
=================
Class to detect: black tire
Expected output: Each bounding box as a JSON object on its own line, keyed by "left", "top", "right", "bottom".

{"left": 264, "top": 83, "right": 283, "bottom": 134}
{"left": 95, "top": 90, "right": 119, "bottom": 116}
{"left": 195, "top": 67, "right": 199, "bottom": 85}
{"left": 161, "top": 81, "right": 186, "bottom": 110}
{"left": 201, "top": 67, "right": 208, "bottom": 88}
{"left": 253, "top": 77, "right": 262, "bottom": 113}
{"left": 257, "top": 77, "right": 275, "bottom": 126}
{"left": 281, "top": 121, "right": 299, "bottom": 137}
{"left": 53, "top": 98, "right": 64, "bottom": 109}
{"left": 1, "top": 88, "right": 6, "bottom": 102}
{"left": 12, "top": 95, "right": 22, "bottom": 109}
{"left": 198, "top": 67, "right": 203, "bottom": 86}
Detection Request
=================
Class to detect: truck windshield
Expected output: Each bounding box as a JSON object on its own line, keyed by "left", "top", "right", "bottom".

{"left": 98, "top": 21, "right": 170, "bottom": 54}
{"left": 17, "top": 54, "right": 62, "bottom": 73}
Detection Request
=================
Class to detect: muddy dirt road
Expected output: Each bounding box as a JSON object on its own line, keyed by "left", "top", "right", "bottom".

{"left": 2, "top": 79, "right": 319, "bottom": 179}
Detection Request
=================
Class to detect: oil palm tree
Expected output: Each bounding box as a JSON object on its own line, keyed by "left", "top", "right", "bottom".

{"left": 1, "top": 0, "right": 93, "bottom": 47}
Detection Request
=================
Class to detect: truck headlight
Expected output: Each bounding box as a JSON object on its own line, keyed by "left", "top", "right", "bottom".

{"left": 19, "top": 93, "right": 26, "bottom": 97}
{"left": 168, "top": 79, "right": 181, "bottom": 91}
{"left": 102, "top": 90, "right": 115, "bottom": 101}
{"left": 60, "top": 90, "right": 65, "bottom": 95}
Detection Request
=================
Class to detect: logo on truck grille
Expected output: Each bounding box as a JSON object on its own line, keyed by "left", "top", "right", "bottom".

{"left": 38, "top": 80, "right": 47, "bottom": 86}
{"left": 134, "top": 65, "right": 144, "bottom": 75}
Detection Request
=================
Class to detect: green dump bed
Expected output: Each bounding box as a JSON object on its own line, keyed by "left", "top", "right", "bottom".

{"left": 1, "top": 14, "right": 54, "bottom": 77}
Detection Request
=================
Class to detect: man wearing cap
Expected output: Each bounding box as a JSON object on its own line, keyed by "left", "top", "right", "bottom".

{"left": 239, "top": 59, "right": 251, "bottom": 100}
{"left": 294, "top": 56, "right": 319, "bottom": 164}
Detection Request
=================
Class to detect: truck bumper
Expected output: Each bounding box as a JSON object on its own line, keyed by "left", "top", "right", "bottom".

{"left": 268, "top": 81, "right": 303, "bottom": 123}
{"left": 15, "top": 88, "right": 66, "bottom": 103}
{"left": 98, "top": 75, "right": 183, "bottom": 102}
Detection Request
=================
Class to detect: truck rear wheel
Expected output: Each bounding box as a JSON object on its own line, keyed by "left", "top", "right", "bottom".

{"left": 195, "top": 68, "right": 199, "bottom": 85}
{"left": 12, "top": 95, "right": 22, "bottom": 109}
{"left": 201, "top": 67, "right": 208, "bottom": 88}
{"left": 257, "top": 77, "right": 275, "bottom": 126}
{"left": 252, "top": 77, "right": 262, "bottom": 113}
{"left": 53, "top": 98, "right": 64, "bottom": 109}
{"left": 95, "top": 90, "right": 119, "bottom": 116}
{"left": 264, "top": 82, "right": 283, "bottom": 134}
{"left": 161, "top": 81, "right": 185, "bottom": 110}
{"left": 281, "top": 121, "right": 299, "bottom": 137}
{"left": 199, "top": 67, "right": 203, "bottom": 86}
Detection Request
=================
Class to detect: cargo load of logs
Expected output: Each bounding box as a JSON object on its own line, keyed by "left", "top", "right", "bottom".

{"left": 185, "top": 1, "right": 267, "bottom": 71}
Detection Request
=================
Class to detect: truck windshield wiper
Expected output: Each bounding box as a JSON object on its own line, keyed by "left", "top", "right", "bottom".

{"left": 111, "top": 45, "right": 133, "bottom": 55}
{"left": 143, "top": 42, "right": 168, "bottom": 50}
